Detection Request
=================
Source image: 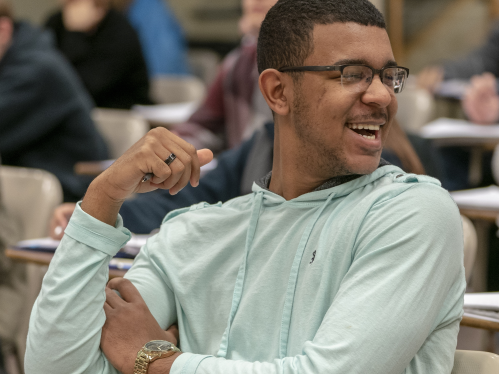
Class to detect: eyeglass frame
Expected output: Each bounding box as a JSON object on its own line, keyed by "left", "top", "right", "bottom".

{"left": 277, "top": 64, "right": 410, "bottom": 93}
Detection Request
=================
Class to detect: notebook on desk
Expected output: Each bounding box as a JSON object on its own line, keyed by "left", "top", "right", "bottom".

{"left": 13, "top": 234, "right": 150, "bottom": 259}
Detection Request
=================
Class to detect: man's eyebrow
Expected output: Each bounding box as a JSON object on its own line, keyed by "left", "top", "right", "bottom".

{"left": 332, "top": 59, "right": 399, "bottom": 67}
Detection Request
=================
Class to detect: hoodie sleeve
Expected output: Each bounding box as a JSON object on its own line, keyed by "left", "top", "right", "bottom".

{"left": 169, "top": 183, "right": 466, "bottom": 374}
{"left": 24, "top": 204, "right": 178, "bottom": 374}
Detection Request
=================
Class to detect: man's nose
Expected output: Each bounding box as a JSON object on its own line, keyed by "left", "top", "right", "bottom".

{"left": 362, "top": 75, "right": 392, "bottom": 108}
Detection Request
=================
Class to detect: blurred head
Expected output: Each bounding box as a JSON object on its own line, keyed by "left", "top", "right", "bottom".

{"left": 258, "top": 0, "right": 399, "bottom": 178}
{"left": 60, "top": 0, "right": 108, "bottom": 32}
{"left": 0, "top": 0, "right": 13, "bottom": 61}
{"left": 239, "top": 0, "right": 278, "bottom": 38}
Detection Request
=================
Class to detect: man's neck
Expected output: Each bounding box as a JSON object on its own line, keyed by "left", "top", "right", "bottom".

{"left": 268, "top": 126, "right": 342, "bottom": 200}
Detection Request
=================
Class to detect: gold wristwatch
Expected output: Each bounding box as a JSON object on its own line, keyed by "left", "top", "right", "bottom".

{"left": 134, "top": 340, "right": 181, "bottom": 374}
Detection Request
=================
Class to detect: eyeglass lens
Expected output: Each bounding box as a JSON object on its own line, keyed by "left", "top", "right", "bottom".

{"left": 341, "top": 66, "right": 407, "bottom": 94}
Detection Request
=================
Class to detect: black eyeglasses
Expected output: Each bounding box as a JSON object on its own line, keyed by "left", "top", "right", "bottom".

{"left": 278, "top": 64, "right": 410, "bottom": 94}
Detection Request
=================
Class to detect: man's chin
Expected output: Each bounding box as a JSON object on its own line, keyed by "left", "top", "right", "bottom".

{"left": 348, "top": 155, "right": 381, "bottom": 175}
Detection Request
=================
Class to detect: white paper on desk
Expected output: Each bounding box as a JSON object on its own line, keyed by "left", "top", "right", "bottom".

{"left": 420, "top": 118, "right": 499, "bottom": 139}
{"left": 464, "top": 292, "right": 499, "bottom": 311}
{"left": 132, "top": 102, "right": 199, "bottom": 124}
{"left": 14, "top": 237, "right": 60, "bottom": 251}
{"left": 450, "top": 185, "right": 499, "bottom": 210}
{"left": 121, "top": 234, "right": 150, "bottom": 256}
{"left": 434, "top": 79, "right": 469, "bottom": 100}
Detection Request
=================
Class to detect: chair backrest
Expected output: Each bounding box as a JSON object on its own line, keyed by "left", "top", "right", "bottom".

{"left": 150, "top": 75, "right": 207, "bottom": 105}
{"left": 187, "top": 49, "right": 221, "bottom": 86}
{"left": 452, "top": 350, "right": 499, "bottom": 373}
{"left": 92, "top": 108, "right": 149, "bottom": 158}
{"left": 395, "top": 87, "right": 436, "bottom": 134}
{"left": 491, "top": 144, "right": 499, "bottom": 185}
{"left": 0, "top": 166, "right": 63, "bottom": 240}
{"left": 461, "top": 215, "right": 477, "bottom": 284}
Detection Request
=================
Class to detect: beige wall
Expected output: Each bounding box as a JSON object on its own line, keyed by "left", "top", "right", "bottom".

{"left": 369, "top": 0, "right": 385, "bottom": 14}
{"left": 11, "top": 0, "right": 58, "bottom": 24}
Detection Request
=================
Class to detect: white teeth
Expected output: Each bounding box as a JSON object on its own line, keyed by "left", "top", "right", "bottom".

{"left": 347, "top": 123, "right": 381, "bottom": 131}
{"left": 362, "top": 134, "right": 375, "bottom": 140}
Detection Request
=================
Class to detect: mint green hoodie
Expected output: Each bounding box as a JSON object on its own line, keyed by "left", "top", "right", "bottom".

{"left": 25, "top": 165, "right": 465, "bottom": 374}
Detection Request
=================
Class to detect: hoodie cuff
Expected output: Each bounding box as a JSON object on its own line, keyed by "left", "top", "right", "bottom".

{"left": 170, "top": 353, "right": 212, "bottom": 374}
{"left": 64, "top": 201, "right": 131, "bottom": 257}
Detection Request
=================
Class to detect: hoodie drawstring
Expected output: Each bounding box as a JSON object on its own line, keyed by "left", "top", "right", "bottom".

{"left": 278, "top": 192, "right": 336, "bottom": 358}
{"left": 217, "top": 191, "right": 264, "bottom": 358}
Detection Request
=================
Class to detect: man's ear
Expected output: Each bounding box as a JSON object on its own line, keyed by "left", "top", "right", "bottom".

{"left": 258, "top": 69, "right": 292, "bottom": 116}
{"left": 0, "top": 17, "right": 13, "bottom": 56}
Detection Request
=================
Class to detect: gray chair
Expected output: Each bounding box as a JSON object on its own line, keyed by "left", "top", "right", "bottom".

{"left": 0, "top": 166, "right": 63, "bottom": 372}
{"left": 92, "top": 108, "right": 149, "bottom": 158}
{"left": 395, "top": 87, "right": 436, "bottom": 134}
{"left": 452, "top": 350, "right": 499, "bottom": 373}
{"left": 150, "top": 75, "right": 207, "bottom": 105}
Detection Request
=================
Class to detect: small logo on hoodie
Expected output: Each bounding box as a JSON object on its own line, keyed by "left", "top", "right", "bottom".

{"left": 310, "top": 250, "right": 316, "bottom": 264}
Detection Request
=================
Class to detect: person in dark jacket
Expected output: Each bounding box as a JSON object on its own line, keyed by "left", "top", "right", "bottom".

{"left": 0, "top": 2, "right": 109, "bottom": 202}
{"left": 45, "top": 0, "right": 152, "bottom": 109}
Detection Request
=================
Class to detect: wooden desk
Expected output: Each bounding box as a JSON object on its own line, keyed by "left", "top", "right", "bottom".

{"left": 5, "top": 248, "right": 127, "bottom": 279}
{"left": 461, "top": 314, "right": 499, "bottom": 332}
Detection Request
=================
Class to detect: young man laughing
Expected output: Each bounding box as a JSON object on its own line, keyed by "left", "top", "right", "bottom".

{"left": 26, "top": 1, "right": 465, "bottom": 374}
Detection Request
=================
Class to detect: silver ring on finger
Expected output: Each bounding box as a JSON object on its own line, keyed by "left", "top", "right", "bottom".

{"left": 165, "top": 153, "right": 176, "bottom": 166}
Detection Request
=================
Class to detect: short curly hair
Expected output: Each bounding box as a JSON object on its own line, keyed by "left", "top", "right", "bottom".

{"left": 0, "top": 0, "right": 12, "bottom": 19}
{"left": 257, "top": 0, "right": 386, "bottom": 74}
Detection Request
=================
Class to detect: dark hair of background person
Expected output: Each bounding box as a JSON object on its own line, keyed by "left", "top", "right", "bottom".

{"left": 257, "top": 0, "right": 386, "bottom": 74}
{"left": 0, "top": 0, "right": 12, "bottom": 19}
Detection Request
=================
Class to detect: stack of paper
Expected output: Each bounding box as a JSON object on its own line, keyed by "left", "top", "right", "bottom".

{"left": 420, "top": 118, "right": 499, "bottom": 139}
{"left": 450, "top": 185, "right": 499, "bottom": 211}
{"left": 14, "top": 233, "right": 151, "bottom": 258}
{"left": 464, "top": 293, "right": 499, "bottom": 323}
{"left": 132, "top": 102, "right": 199, "bottom": 125}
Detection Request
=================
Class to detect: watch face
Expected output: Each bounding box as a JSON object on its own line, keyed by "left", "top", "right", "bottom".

{"left": 144, "top": 340, "right": 173, "bottom": 353}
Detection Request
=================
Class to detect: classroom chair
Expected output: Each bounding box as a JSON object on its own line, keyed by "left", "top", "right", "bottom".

{"left": 92, "top": 108, "right": 150, "bottom": 158}
{"left": 0, "top": 166, "right": 63, "bottom": 372}
{"left": 491, "top": 144, "right": 499, "bottom": 185}
{"left": 150, "top": 75, "right": 207, "bottom": 105}
{"left": 395, "top": 87, "right": 436, "bottom": 134}
{"left": 462, "top": 215, "right": 478, "bottom": 284}
{"left": 452, "top": 350, "right": 499, "bottom": 373}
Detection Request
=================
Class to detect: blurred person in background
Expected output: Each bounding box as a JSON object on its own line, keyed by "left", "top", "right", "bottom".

{"left": 45, "top": 0, "right": 152, "bottom": 109}
{"left": 172, "top": 0, "right": 277, "bottom": 152}
{"left": 418, "top": 22, "right": 499, "bottom": 92}
{"left": 111, "top": 0, "right": 190, "bottom": 77}
{"left": 0, "top": 0, "right": 109, "bottom": 202}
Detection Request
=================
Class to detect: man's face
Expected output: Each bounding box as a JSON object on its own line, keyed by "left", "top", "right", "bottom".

{"left": 289, "top": 22, "right": 398, "bottom": 178}
{"left": 240, "top": 0, "right": 278, "bottom": 37}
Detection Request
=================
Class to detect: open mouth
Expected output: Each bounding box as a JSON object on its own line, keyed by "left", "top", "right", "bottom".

{"left": 346, "top": 123, "right": 382, "bottom": 140}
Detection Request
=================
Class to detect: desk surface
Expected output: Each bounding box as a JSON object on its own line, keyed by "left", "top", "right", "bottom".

{"left": 5, "top": 248, "right": 127, "bottom": 279}
{"left": 461, "top": 314, "right": 499, "bottom": 332}
{"left": 459, "top": 207, "right": 499, "bottom": 222}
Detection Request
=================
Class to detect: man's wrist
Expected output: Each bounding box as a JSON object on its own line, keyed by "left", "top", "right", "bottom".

{"left": 81, "top": 178, "right": 125, "bottom": 226}
{"left": 148, "top": 352, "right": 182, "bottom": 374}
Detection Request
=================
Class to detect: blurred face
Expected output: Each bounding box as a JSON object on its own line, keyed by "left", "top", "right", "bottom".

{"left": 289, "top": 23, "right": 398, "bottom": 177}
{"left": 239, "top": 0, "right": 277, "bottom": 37}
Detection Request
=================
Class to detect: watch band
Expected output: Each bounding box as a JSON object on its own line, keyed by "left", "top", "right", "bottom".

{"left": 134, "top": 350, "right": 150, "bottom": 374}
{"left": 134, "top": 342, "right": 181, "bottom": 374}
